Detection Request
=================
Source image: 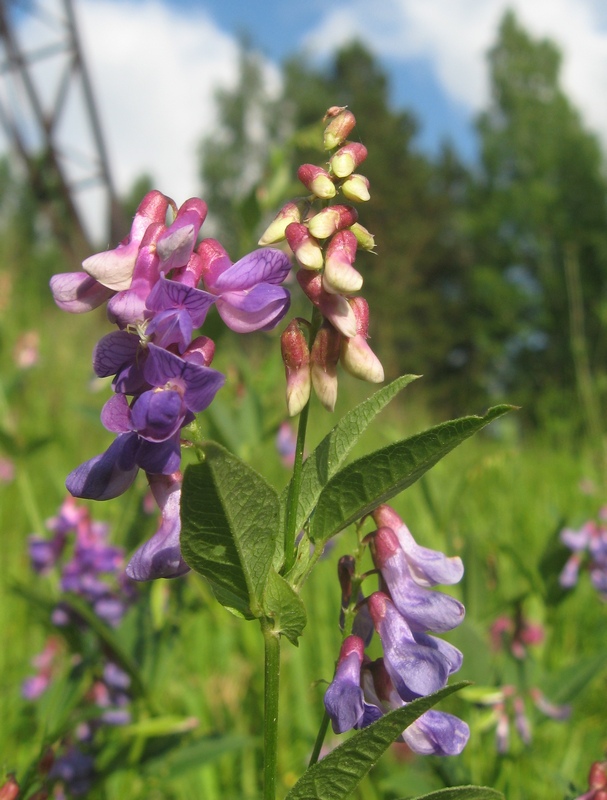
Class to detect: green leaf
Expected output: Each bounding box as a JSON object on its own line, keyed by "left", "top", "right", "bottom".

{"left": 542, "top": 652, "right": 607, "bottom": 704}
{"left": 399, "top": 788, "right": 504, "bottom": 800}
{"left": 282, "top": 376, "right": 418, "bottom": 536}
{"left": 180, "top": 442, "right": 279, "bottom": 618}
{"left": 262, "top": 569, "right": 307, "bottom": 645}
{"left": 311, "top": 405, "right": 512, "bottom": 545}
{"left": 285, "top": 682, "right": 467, "bottom": 800}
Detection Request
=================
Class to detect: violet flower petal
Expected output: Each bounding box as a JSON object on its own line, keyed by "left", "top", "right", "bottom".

{"left": 100, "top": 394, "right": 132, "bottom": 433}
{"left": 50, "top": 272, "right": 114, "bottom": 313}
{"left": 130, "top": 389, "right": 186, "bottom": 442}
{"left": 66, "top": 434, "right": 140, "bottom": 500}
{"left": 402, "top": 710, "right": 470, "bottom": 756}
{"left": 324, "top": 636, "right": 366, "bottom": 733}
{"left": 135, "top": 434, "right": 182, "bottom": 474}
{"left": 368, "top": 592, "right": 450, "bottom": 701}
{"left": 210, "top": 248, "right": 291, "bottom": 292}
{"left": 93, "top": 331, "right": 141, "bottom": 378}
{"left": 143, "top": 343, "right": 225, "bottom": 412}
{"left": 126, "top": 472, "right": 189, "bottom": 580}
{"left": 216, "top": 284, "right": 290, "bottom": 333}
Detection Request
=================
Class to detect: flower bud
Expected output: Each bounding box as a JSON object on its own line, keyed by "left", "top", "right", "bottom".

{"left": 341, "top": 174, "right": 370, "bottom": 203}
{"left": 297, "top": 165, "right": 336, "bottom": 199}
{"left": 183, "top": 335, "right": 215, "bottom": 366}
{"left": 330, "top": 143, "right": 368, "bottom": 178}
{"left": 324, "top": 107, "right": 356, "bottom": 150}
{"left": 590, "top": 761, "right": 607, "bottom": 790}
{"left": 349, "top": 222, "right": 375, "bottom": 251}
{"left": 281, "top": 319, "right": 311, "bottom": 417}
{"left": 323, "top": 230, "right": 363, "bottom": 295}
{"left": 340, "top": 297, "right": 384, "bottom": 383}
{"left": 258, "top": 202, "right": 301, "bottom": 245}
{"left": 310, "top": 322, "right": 341, "bottom": 412}
{"left": 308, "top": 205, "right": 358, "bottom": 240}
{"left": 285, "top": 222, "right": 324, "bottom": 270}
{"left": 296, "top": 271, "right": 357, "bottom": 338}
{"left": 0, "top": 776, "right": 19, "bottom": 800}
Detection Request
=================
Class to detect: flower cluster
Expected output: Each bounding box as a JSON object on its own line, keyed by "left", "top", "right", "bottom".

{"left": 28, "top": 496, "right": 136, "bottom": 627}
{"left": 324, "top": 505, "right": 469, "bottom": 756}
{"left": 23, "top": 498, "right": 139, "bottom": 798}
{"left": 50, "top": 191, "right": 291, "bottom": 579}
{"left": 260, "top": 107, "right": 383, "bottom": 414}
{"left": 559, "top": 509, "right": 607, "bottom": 598}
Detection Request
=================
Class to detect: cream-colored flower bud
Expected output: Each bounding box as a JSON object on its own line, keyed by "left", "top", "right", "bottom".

{"left": 285, "top": 222, "right": 324, "bottom": 270}
{"left": 308, "top": 205, "right": 358, "bottom": 240}
{"left": 311, "top": 323, "right": 341, "bottom": 412}
{"left": 323, "top": 230, "right": 363, "bottom": 295}
{"left": 297, "top": 164, "right": 336, "bottom": 199}
{"left": 330, "top": 143, "right": 368, "bottom": 178}
{"left": 258, "top": 202, "right": 301, "bottom": 245}
{"left": 349, "top": 222, "right": 375, "bottom": 251}
{"left": 323, "top": 107, "right": 356, "bottom": 150}
{"left": 340, "top": 297, "right": 384, "bottom": 383}
{"left": 341, "top": 173, "right": 370, "bottom": 202}
{"left": 281, "top": 319, "right": 311, "bottom": 416}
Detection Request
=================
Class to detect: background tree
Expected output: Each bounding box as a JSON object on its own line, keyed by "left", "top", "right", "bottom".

{"left": 469, "top": 10, "right": 607, "bottom": 430}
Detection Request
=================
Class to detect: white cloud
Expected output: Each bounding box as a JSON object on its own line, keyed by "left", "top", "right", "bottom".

{"left": 304, "top": 0, "right": 607, "bottom": 148}
{"left": 2, "top": 0, "right": 279, "bottom": 242}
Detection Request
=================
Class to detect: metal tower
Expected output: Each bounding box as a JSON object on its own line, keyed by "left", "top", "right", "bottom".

{"left": 0, "top": 0, "right": 124, "bottom": 262}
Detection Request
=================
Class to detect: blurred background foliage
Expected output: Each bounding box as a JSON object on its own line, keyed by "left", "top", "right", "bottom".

{"left": 1, "top": 8, "right": 607, "bottom": 800}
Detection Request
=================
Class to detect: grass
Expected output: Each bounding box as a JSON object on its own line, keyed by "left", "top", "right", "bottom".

{"left": 0, "top": 270, "right": 606, "bottom": 800}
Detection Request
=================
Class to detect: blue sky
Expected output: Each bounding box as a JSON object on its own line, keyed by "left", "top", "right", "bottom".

{"left": 5, "top": 0, "right": 607, "bottom": 239}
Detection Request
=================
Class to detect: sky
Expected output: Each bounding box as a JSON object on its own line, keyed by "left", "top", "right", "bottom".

{"left": 4, "top": 0, "right": 607, "bottom": 241}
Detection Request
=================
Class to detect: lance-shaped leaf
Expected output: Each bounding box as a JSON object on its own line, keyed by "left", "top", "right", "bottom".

{"left": 282, "top": 375, "right": 418, "bottom": 536}
{"left": 286, "top": 682, "right": 467, "bottom": 800}
{"left": 181, "top": 442, "right": 279, "bottom": 618}
{"left": 401, "top": 788, "right": 504, "bottom": 800}
{"left": 262, "top": 568, "right": 307, "bottom": 645}
{"left": 311, "top": 406, "right": 512, "bottom": 545}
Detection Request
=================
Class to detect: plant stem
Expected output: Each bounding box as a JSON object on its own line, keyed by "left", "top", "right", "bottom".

{"left": 309, "top": 709, "right": 331, "bottom": 767}
{"left": 283, "top": 308, "right": 323, "bottom": 574}
{"left": 262, "top": 619, "right": 281, "bottom": 800}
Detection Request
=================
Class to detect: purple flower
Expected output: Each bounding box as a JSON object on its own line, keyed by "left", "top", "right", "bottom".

{"left": 324, "top": 636, "right": 382, "bottom": 733}
{"left": 49, "top": 747, "right": 95, "bottom": 797}
{"left": 372, "top": 505, "right": 463, "bottom": 587}
{"left": 81, "top": 190, "right": 170, "bottom": 292}
{"left": 362, "top": 659, "right": 470, "bottom": 756}
{"left": 126, "top": 471, "right": 189, "bottom": 581}
{"left": 367, "top": 592, "right": 451, "bottom": 700}
{"left": 559, "top": 514, "right": 607, "bottom": 598}
{"left": 198, "top": 238, "right": 291, "bottom": 333}
{"left": 368, "top": 526, "right": 465, "bottom": 633}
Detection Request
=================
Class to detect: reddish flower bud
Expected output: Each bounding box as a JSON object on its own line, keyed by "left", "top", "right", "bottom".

{"left": 340, "top": 298, "right": 384, "bottom": 383}
{"left": 349, "top": 222, "right": 375, "bottom": 251}
{"left": 297, "top": 164, "right": 336, "bottom": 199}
{"left": 0, "top": 776, "right": 19, "bottom": 800}
{"left": 324, "top": 107, "right": 357, "bottom": 150}
{"left": 310, "top": 322, "right": 341, "bottom": 412}
{"left": 308, "top": 205, "right": 358, "bottom": 240}
{"left": 258, "top": 202, "right": 301, "bottom": 245}
{"left": 183, "top": 335, "right": 215, "bottom": 366}
{"left": 323, "top": 230, "right": 363, "bottom": 295}
{"left": 285, "top": 222, "right": 324, "bottom": 270}
{"left": 330, "top": 143, "right": 368, "bottom": 178}
{"left": 338, "top": 555, "right": 356, "bottom": 606}
{"left": 296, "top": 271, "right": 357, "bottom": 337}
{"left": 590, "top": 761, "right": 607, "bottom": 790}
{"left": 281, "top": 319, "right": 311, "bottom": 417}
{"left": 341, "top": 173, "right": 370, "bottom": 203}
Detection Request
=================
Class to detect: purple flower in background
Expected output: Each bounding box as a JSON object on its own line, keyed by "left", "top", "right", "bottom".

{"left": 559, "top": 511, "right": 607, "bottom": 598}
{"left": 49, "top": 747, "right": 95, "bottom": 797}
{"left": 198, "top": 238, "right": 291, "bottom": 333}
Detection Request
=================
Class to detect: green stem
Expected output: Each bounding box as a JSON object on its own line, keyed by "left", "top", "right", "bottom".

{"left": 283, "top": 308, "right": 323, "bottom": 574}
{"left": 283, "top": 399, "right": 310, "bottom": 574}
{"left": 262, "top": 619, "right": 281, "bottom": 800}
{"left": 308, "top": 709, "right": 331, "bottom": 767}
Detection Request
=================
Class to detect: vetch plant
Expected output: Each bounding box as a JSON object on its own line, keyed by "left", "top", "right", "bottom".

{"left": 48, "top": 106, "right": 510, "bottom": 800}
